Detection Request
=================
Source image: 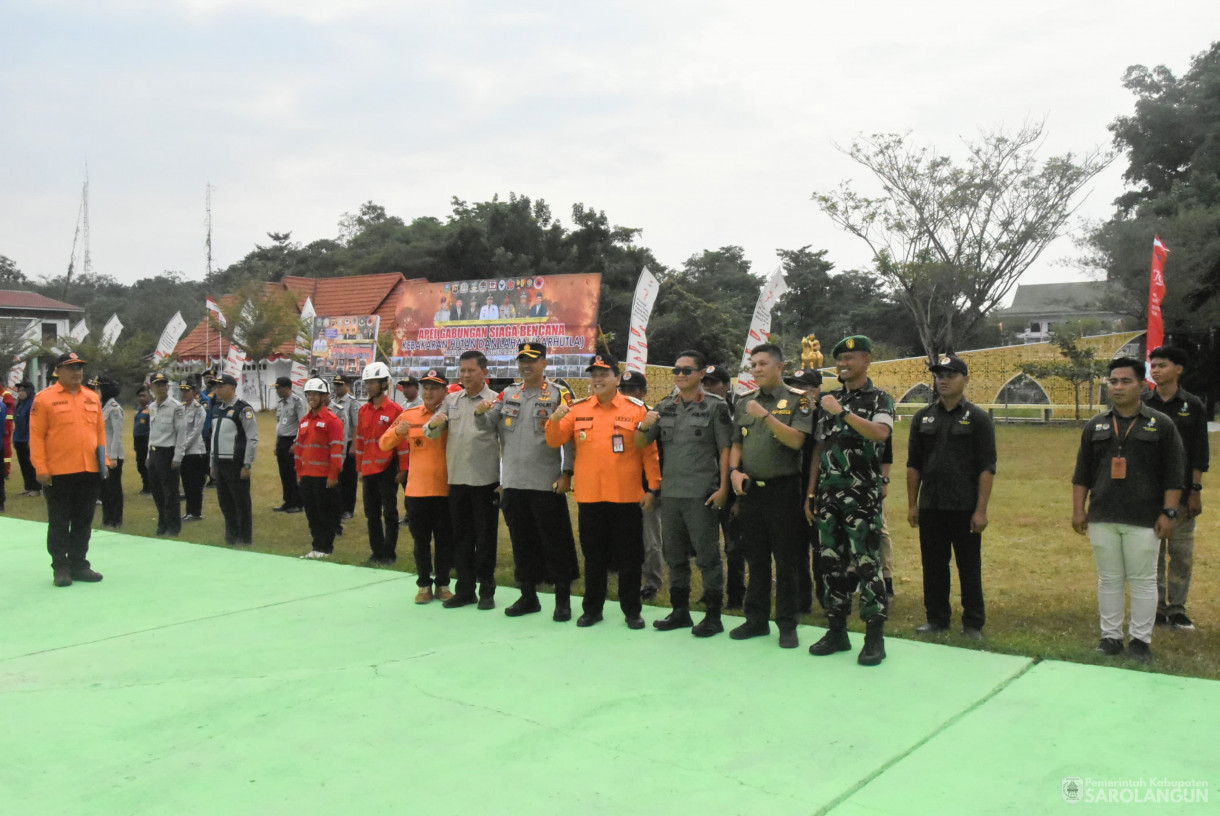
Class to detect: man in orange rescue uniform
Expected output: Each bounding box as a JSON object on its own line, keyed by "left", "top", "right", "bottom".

{"left": 30, "top": 351, "right": 108, "bottom": 587}
{"left": 381, "top": 368, "right": 454, "bottom": 604}
{"left": 546, "top": 352, "right": 660, "bottom": 630}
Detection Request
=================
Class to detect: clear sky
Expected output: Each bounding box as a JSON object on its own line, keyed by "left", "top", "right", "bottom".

{"left": 2, "top": 1, "right": 1217, "bottom": 298}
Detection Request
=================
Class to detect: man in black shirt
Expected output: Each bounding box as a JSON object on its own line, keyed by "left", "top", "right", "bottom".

{"left": 906, "top": 354, "right": 996, "bottom": 639}
{"left": 1143, "top": 346, "right": 1209, "bottom": 631}
{"left": 1071, "top": 357, "right": 1184, "bottom": 662}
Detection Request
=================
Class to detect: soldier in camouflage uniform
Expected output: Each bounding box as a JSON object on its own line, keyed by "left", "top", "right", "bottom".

{"left": 807, "top": 335, "right": 895, "bottom": 666}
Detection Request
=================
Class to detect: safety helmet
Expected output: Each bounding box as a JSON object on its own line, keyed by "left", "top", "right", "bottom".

{"left": 303, "top": 377, "right": 330, "bottom": 394}
{"left": 362, "top": 361, "right": 391, "bottom": 381}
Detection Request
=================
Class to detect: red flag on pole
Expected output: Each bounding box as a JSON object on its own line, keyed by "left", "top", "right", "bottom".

{"left": 1145, "top": 235, "right": 1169, "bottom": 383}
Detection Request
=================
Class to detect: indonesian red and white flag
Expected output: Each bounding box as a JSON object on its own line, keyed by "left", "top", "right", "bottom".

{"left": 206, "top": 296, "right": 227, "bottom": 328}
{"left": 1145, "top": 236, "right": 1169, "bottom": 384}
{"left": 289, "top": 298, "right": 315, "bottom": 389}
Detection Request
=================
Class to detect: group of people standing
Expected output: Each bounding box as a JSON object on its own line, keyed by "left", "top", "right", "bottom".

{"left": 10, "top": 335, "right": 1206, "bottom": 667}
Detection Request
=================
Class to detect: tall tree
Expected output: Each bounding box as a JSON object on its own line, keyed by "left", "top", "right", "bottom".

{"left": 815, "top": 123, "right": 1111, "bottom": 359}
{"left": 213, "top": 282, "right": 305, "bottom": 403}
{"left": 1084, "top": 42, "right": 1220, "bottom": 339}
{"left": 0, "top": 255, "right": 27, "bottom": 287}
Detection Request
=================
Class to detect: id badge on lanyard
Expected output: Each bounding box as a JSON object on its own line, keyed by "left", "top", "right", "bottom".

{"left": 612, "top": 434, "right": 625, "bottom": 453}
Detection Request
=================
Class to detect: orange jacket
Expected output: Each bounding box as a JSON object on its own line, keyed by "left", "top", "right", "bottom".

{"left": 29, "top": 382, "right": 107, "bottom": 477}
{"left": 381, "top": 403, "right": 449, "bottom": 498}
{"left": 545, "top": 392, "right": 660, "bottom": 503}
{"left": 355, "top": 397, "right": 407, "bottom": 476}
{"left": 293, "top": 407, "right": 345, "bottom": 480}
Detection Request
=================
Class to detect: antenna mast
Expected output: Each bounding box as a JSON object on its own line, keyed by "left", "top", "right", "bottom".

{"left": 205, "top": 182, "right": 214, "bottom": 278}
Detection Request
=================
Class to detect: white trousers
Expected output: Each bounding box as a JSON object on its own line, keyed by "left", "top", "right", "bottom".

{"left": 1089, "top": 522, "right": 1158, "bottom": 643}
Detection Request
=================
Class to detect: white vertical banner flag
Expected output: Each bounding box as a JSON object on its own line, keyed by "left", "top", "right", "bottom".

{"left": 735, "top": 268, "right": 790, "bottom": 394}
{"left": 7, "top": 360, "right": 26, "bottom": 389}
{"left": 625, "top": 267, "right": 660, "bottom": 374}
{"left": 290, "top": 297, "right": 315, "bottom": 389}
{"left": 153, "top": 311, "right": 188, "bottom": 366}
{"left": 100, "top": 314, "right": 123, "bottom": 352}
{"left": 8, "top": 319, "right": 38, "bottom": 387}
{"left": 70, "top": 319, "right": 90, "bottom": 342}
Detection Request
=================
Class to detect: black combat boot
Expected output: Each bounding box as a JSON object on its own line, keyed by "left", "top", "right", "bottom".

{"left": 692, "top": 591, "right": 724, "bottom": 637}
{"left": 654, "top": 587, "right": 693, "bottom": 630}
{"left": 857, "top": 618, "right": 887, "bottom": 666}
{"left": 808, "top": 615, "right": 852, "bottom": 656}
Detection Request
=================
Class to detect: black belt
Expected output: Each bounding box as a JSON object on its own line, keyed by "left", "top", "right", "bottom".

{"left": 749, "top": 474, "right": 799, "bottom": 489}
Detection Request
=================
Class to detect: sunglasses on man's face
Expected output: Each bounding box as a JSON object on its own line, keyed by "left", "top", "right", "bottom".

{"left": 672, "top": 366, "right": 698, "bottom": 376}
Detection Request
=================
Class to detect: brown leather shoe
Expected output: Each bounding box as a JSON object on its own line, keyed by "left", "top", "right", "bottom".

{"left": 414, "top": 586, "right": 434, "bottom": 604}
{"left": 435, "top": 586, "right": 454, "bottom": 602}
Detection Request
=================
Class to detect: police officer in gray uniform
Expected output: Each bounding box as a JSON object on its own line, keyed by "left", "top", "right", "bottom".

{"left": 210, "top": 373, "right": 260, "bottom": 546}
{"left": 637, "top": 350, "right": 732, "bottom": 636}
{"left": 272, "top": 376, "right": 307, "bottom": 513}
{"left": 476, "top": 342, "right": 581, "bottom": 621}
{"left": 146, "top": 372, "right": 186, "bottom": 537}
{"left": 330, "top": 373, "right": 360, "bottom": 520}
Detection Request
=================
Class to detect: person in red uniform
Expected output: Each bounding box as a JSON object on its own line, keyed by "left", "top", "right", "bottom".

{"left": 546, "top": 352, "right": 661, "bottom": 629}
{"left": 30, "top": 351, "right": 108, "bottom": 586}
{"left": 381, "top": 368, "right": 453, "bottom": 603}
{"left": 355, "top": 361, "right": 408, "bottom": 565}
{"left": 295, "top": 378, "right": 346, "bottom": 559}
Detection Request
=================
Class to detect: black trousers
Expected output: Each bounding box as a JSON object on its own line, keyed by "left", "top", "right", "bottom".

{"left": 406, "top": 495, "right": 454, "bottom": 587}
{"left": 577, "top": 501, "right": 643, "bottom": 618}
{"left": 362, "top": 466, "right": 399, "bottom": 560}
{"left": 719, "top": 496, "right": 746, "bottom": 604}
{"left": 737, "top": 475, "right": 803, "bottom": 632}
{"left": 147, "top": 447, "right": 181, "bottom": 535}
{"left": 134, "top": 435, "right": 150, "bottom": 491}
{"left": 501, "top": 488, "right": 580, "bottom": 588}
{"left": 180, "top": 453, "right": 208, "bottom": 517}
{"left": 339, "top": 451, "right": 358, "bottom": 515}
{"left": 16, "top": 441, "right": 40, "bottom": 492}
{"left": 300, "top": 475, "right": 340, "bottom": 553}
{"left": 275, "top": 435, "right": 302, "bottom": 508}
{"left": 100, "top": 459, "right": 124, "bottom": 526}
{"left": 918, "top": 509, "right": 986, "bottom": 630}
{"left": 44, "top": 471, "right": 100, "bottom": 570}
{"left": 214, "top": 460, "right": 253, "bottom": 545}
{"left": 449, "top": 483, "right": 500, "bottom": 599}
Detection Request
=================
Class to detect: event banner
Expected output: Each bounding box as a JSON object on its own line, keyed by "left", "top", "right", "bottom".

{"left": 392, "top": 273, "right": 601, "bottom": 379}
{"left": 311, "top": 315, "right": 380, "bottom": 379}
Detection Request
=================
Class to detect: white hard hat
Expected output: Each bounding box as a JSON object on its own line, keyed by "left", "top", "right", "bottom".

{"left": 303, "top": 377, "right": 329, "bottom": 394}
{"left": 362, "top": 361, "right": 391, "bottom": 381}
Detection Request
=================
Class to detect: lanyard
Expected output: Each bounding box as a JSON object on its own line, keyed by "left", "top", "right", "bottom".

{"left": 1113, "top": 413, "right": 1138, "bottom": 454}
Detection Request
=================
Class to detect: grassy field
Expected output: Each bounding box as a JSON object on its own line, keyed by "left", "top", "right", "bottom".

{"left": 8, "top": 412, "right": 1219, "bottom": 680}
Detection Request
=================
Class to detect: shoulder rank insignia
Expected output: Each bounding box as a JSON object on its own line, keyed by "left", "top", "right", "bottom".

{"left": 625, "top": 396, "right": 646, "bottom": 407}
{"left": 573, "top": 395, "right": 594, "bottom": 405}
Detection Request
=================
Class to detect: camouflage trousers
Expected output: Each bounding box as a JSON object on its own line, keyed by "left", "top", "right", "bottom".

{"left": 816, "top": 485, "right": 887, "bottom": 623}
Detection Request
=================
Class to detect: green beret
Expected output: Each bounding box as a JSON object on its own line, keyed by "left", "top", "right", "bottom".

{"left": 831, "top": 335, "right": 873, "bottom": 357}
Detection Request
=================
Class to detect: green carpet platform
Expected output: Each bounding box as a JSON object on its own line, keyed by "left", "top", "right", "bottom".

{"left": 1, "top": 518, "right": 1214, "bottom": 814}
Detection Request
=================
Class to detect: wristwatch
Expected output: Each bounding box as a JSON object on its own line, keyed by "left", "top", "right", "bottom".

{"left": 1162, "top": 507, "right": 1179, "bottom": 519}
{"left": 881, "top": 476, "right": 891, "bottom": 485}
{"left": 1192, "top": 482, "right": 1204, "bottom": 491}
